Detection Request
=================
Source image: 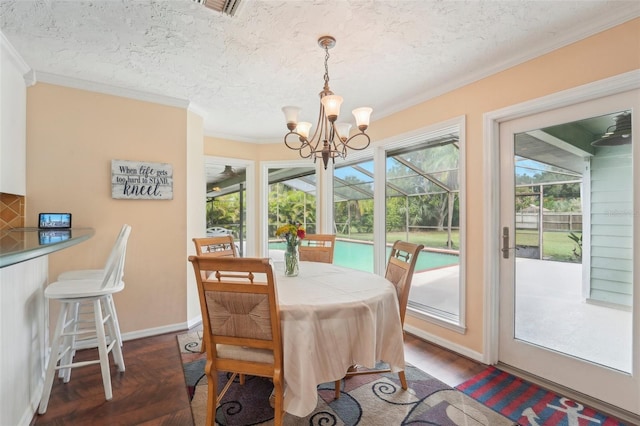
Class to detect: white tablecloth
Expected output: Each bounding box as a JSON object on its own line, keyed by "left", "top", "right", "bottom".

{"left": 275, "top": 261, "right": 406, "bottom": 417}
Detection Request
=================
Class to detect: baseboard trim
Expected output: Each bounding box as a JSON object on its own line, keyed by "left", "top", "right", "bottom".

{"left": 121, "top": 322, "right": 189, "bottom": 342}
{"left": 403, "top": 324, "right": 484, "bottom": 363}
{"left": 186, "top": 316, "right": 203, "bottom": 330}
{"left": 24, "top": 380, "right": 44, "bottom": 426}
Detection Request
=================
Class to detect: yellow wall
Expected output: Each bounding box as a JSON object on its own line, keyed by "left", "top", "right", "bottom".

{"left": 377, "top": 18, "right": 640, "bottom": 353}
{"left": 186, "top": 110, "right": 206, "bottom": 323}
{"left": 26, "top": 83, "right": 190, "bottom": 333}
{"left": 204, "top": 18, "right": 640, "bottom": 354}
{"left": 25, "top": 18, "right": 639, "bottom": 353}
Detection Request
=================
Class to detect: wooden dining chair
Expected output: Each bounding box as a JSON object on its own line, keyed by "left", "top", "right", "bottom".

{"left": 384, "top": 240, "right": 425, "bottom": 325}
{"left": 298, "top": 234, "right": 336, "bottom": 263}
{"left": 192, "top": 235, "right": 239, "bottom": 353}
{"left": 193, "top": 235, "right": 238, "bottom": 257}
{"left": 334, "top": 240, "right": 424, "bottom": 399}
{"left": 188, "top": 256, "right": 285, "bottom": 426}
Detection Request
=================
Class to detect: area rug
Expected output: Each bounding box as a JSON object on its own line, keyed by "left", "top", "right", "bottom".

{"left": 177, "top": 332, "right": 516, "bottom": 426}
{"left": 456, "top": 366, "right": 626, "bottom": 425}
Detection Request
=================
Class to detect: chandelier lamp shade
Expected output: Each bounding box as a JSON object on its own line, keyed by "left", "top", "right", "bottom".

{"left": 282, "top": 35, "right": 373, "bottom": 169}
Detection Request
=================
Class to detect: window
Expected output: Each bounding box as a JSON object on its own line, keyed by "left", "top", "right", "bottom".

{"left": 382, "top": 118, "right": 466, "bottom": 331}
{"left": 261, "top": 161, "right": 317, "bottom": 258}
{"left": 268, "top": 167, "right": 317, "bottom": 235}
{"left": 333, "top": 158, "right": 375, "bottom": 271}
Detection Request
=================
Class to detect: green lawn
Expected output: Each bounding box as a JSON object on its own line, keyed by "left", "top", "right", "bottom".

{"left": 337, "top": 230, "right": 460, "bottom": 250}
{"left": 337, "top": 229, "right": 582, "bottom": 262}
{"left": 516, "top": 230, "right": 581, "bottom": 262}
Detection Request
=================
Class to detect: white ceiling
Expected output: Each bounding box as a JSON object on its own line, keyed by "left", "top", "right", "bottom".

{"left": 1, "top": 1, "right": 638, "bottom": 144}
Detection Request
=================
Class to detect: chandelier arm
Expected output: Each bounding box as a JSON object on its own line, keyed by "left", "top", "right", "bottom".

{"left": 328, "top": 125, "right": 346, "bottom": 158}
{"left": 342, "top": 132, "right": 372, "bottom": 151}
{"left": 283, "top": 132, "right": 314, "bottom": 158}
{"left": 306, "top": 103, "right": 326, "bottom": 153}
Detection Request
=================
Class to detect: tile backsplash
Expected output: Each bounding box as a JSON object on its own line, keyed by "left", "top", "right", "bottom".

{"left": 0, "top": 193, "right": 25, "bottom": 230}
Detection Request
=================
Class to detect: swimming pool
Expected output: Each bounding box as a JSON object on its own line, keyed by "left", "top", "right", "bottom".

{"left": 269, "top": 240, "right": 458, "bottom": 273}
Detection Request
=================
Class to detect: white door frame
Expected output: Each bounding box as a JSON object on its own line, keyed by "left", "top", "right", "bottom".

{"left": 483, "top": 69, "right": 640, "bottom": 365}
{"left": 205, "top": 155, "right": 256, "bottom": 255}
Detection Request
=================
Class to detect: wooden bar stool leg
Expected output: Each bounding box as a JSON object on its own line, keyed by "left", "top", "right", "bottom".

{"left": 60, "top": 301, "right": 80, "bottom": 382}
{"left": 93, "top": 299, "right": 113, "bottom": 400}
{"left": 107, "top": 295, "right": 123, "bottom": 347}
{"left": 104, "top": 297, "right": 125, "bottom": 372}
{"left": 39, "top": 303, "right": 70, "bottom": 414}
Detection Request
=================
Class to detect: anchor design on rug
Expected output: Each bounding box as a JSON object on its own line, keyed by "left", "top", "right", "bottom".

{"left": 522, "top": 397, "right": 601, "bottom": 425}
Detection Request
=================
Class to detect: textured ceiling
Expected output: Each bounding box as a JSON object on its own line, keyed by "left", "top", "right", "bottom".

{"left": 1, "top": 0, "right": 638, "bottom": 143}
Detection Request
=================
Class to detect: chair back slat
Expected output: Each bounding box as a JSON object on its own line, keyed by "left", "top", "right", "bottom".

{"left": 193, "top": 236, "right": 239, "bottom": 280}
{"left": 299, "top": 234, "right": 336, "bottom": 264}
{"left": 101, "top": 224, "right": 129, "bottom": 275}
{"left": 385, "top": 240, "right": 424, "bottom": 325}
{"left": 193, "top": 236, "right": 238, "bottom": 257}
{"left": 101, "top": 225, "right": 131, "bottom": 290}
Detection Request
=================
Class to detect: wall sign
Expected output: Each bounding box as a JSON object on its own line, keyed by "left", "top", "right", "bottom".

{"left": 111, "top": 159, "right": 173, "bottom": 200}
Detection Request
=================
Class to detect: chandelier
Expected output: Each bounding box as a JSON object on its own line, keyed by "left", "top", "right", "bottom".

{"left": 282, "top": 36, "right": 373, "bottom": 169}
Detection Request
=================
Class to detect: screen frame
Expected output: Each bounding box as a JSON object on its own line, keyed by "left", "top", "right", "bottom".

{"left": 38, "top": 213, "right": 72, "bottom": 229}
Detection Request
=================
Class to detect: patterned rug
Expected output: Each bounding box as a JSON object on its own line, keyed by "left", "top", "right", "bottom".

{"left": 456, "top": 366, "right": 627, "bottom": 425}
{"left": 177, "top": 332, "right": 516, "bottom": 426}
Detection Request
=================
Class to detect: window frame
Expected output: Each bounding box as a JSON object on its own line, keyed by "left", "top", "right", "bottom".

{"left": 260, "top": 159, "right": 320, "bottom": 257}
{"left": 375, "top": 116, "right": 467, "bottom": 333}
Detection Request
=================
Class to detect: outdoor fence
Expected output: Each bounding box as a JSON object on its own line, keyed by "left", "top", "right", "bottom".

{"left": 515, "top": 212, "right": 582, "bottom": 232}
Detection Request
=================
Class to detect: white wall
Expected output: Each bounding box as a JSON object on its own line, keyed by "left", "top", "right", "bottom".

{"left": 0, "top": 31, "right": 46, "bottom": 426}
{"left": 0, "top": 31, "right": 30, "bottom": 195}
{"left": 0, "top": 257, "right": 49, "bottom": 426}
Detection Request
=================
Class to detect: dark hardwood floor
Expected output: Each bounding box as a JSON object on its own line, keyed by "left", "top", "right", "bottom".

{"left": 31, "top": 331, "right": 486, "bottom": 426}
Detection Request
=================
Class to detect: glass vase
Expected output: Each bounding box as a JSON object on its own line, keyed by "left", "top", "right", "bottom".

{"left": 284, "top": 243, "right": 299, "bottom": 277}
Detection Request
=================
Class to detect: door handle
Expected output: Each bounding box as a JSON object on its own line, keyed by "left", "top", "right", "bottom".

{"left": 501, "top": 227, "right": 518, "bottom": 259}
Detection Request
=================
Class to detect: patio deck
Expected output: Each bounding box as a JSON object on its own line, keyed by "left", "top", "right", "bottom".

{"left": 410, "top": 257, "right": 631, "bottom": 372}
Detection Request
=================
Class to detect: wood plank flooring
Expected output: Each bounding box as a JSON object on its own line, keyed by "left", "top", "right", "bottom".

{"left": 30, "top": 331, "right": 485, "bottom": 426}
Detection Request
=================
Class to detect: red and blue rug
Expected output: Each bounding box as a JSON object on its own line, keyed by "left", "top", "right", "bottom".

{"left": 457, "top": 366, "right": 627, "bottom": 425}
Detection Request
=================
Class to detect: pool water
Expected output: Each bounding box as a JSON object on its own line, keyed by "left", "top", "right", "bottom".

{"left": 269, "top": 240, "right": 458, "bottom": 273}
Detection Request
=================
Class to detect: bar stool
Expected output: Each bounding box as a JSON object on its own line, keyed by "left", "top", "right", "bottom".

{"left": 38, "top": 225, "right": 131, "bottom": 414}
{"left": 56, "top": 224, "right": 130, "bottom": 347}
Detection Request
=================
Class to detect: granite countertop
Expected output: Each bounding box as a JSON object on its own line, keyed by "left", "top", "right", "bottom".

{"left": 0, "top": 227, "right": 94, "bottom": 268}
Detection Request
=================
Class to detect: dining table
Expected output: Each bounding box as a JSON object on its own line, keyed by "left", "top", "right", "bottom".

{"left": 273, "top": 260, "right": 406, "bottom": 418}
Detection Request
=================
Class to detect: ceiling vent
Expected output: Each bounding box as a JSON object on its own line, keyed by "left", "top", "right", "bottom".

{"left": 193, "top": 0, "right": 242, "bottom": 16}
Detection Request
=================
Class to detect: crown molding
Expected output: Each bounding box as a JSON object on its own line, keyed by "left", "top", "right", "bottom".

{"left": 1, "top": 31, "right": 32, "bottom": 82}
{"left": 375, "top": 11, "right": 640, "bottom": 122}
{"left": 187, "top": 102, "right": 209, "bottom": 120}
{"left": 204, "top": 127, "right": 279, "bottom": 144}
{"left": 33, "top": 71, "right": 190, "bottom": 109}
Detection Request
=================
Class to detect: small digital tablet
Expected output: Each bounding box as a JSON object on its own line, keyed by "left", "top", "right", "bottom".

{"left": 38, "top": 213, "right": 72, "bottom": 229}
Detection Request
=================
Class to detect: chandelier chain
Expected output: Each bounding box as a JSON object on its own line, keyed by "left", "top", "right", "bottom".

{"left": 323, "top": 45, "right": 330, "bottom": 91}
